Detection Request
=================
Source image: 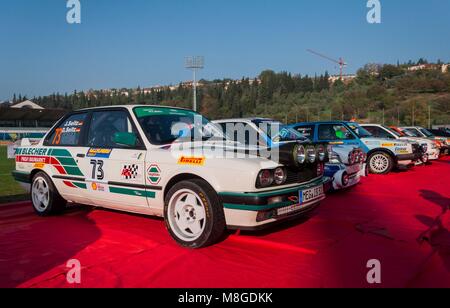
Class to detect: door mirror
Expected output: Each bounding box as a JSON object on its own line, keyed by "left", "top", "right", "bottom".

{"left": 114, "top": 132, "right": 137, "bottom": 147}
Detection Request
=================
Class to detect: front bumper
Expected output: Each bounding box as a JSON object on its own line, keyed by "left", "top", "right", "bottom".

{"left": 220, "top": 177, "right": 332, "bottom": 230}
{"left": 325, "top": 163, "right": 363, "bottom": 190}
{"left": 396, "top": 153, "right": 421, "bottom": 162}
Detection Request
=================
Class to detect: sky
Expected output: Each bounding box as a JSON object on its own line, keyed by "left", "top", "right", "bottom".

{"left": 0, "top": 0, "right": 449, "bottom": 100}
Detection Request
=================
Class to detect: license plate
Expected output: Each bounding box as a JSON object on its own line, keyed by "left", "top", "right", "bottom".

{"left": 276, "top": 185, "right": 324, "bottom": 217}
{"left": 300, "top": 185, "right": 324, "bottom": 205}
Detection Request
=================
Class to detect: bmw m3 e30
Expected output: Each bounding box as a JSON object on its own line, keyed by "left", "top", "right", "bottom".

{"left": 12, "top": 106, "right": 330, "bottom": 248}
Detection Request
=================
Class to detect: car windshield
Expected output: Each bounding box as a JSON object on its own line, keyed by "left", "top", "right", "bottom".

{"left": 134, "top": 107, "right": 225, "bottom": 145}
{"left": 384, "top": 126, "right": 404, "bottom": 137}
{"left": 420, "top": 128, "right": 435, "bottom": 137}
{"left": 346, "top": 123, "right": 372, "bottom": 138}
{"left": 403, "top": 128, "right": 423, "bottom": 137}
{"left": 253, "top": 120, "right": 307, "bottom": 142}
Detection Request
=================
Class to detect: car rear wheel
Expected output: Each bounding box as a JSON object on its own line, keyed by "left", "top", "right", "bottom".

{"left": 368, "top": 152, "right": 393, "bottom": 174}
{"left": 421, "top": 153, "right": 429, "bottom": 164}
{"left": 164, "top": 179, "right": 226, "bottom": 248}
{"left": 31, "top": 172, "right": 67, "bottom": 216}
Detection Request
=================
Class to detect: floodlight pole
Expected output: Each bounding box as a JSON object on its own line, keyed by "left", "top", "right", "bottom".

{"left": 185, "top": 56, "right": 204, "bottom": 112}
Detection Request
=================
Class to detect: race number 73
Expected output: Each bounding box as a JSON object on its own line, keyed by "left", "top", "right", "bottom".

{"left": 90, "top": 160, "right": 104, "bottom": 180}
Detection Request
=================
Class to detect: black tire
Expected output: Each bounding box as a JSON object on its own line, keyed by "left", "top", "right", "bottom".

{"left": 164, "top": 179, "right": 226, "bottom": 248}
{"left": 368, "top": 151, "right": 394, "bottom": 175}
{"left": 31, "top": 172, "right": 67, "bottom": 216}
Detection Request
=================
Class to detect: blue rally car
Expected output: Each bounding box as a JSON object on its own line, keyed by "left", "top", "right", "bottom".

{"left": 289, "top": 121, "right": 422, "bottom": 175}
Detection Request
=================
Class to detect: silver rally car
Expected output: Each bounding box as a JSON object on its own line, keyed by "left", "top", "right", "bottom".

{"left": 12, "top": 106, "right": 331, "bottom": 248}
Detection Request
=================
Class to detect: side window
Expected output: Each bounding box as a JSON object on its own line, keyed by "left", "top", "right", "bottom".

{"left": 371, "top": 127, "right": 394, "bottom": 139}
{"left": 47, "top": 113, "right": 87, "bottom": 146}
{"left": 295, "top": 125, "right": 315, "bottom": 139}
{"left": 87, "top": 110, "right": 142, "bottom": 148}
{"left": 318, "top": 124, "right": 355, "bottom": 141}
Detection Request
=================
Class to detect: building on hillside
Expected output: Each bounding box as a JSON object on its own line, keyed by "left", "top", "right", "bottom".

{"left": 328, "top": 74, "right": 356, "bottom": 84}
{"left": 442, "top": 64, "right": 449, "bottom": 73}
{"left": 407, "top": 63, "right": 449, "bottom": 73}
{"left": 10, "top": 100, "right": 45, "bottom": 109}
{"left": 0, "top": 101, "right": 67, "bottom": 142}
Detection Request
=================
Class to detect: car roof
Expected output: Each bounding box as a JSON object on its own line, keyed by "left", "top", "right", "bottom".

{"left": 214, "top": 117, "right": 276, "bottom": 123}
{"left": 78, "top": 104, "right": 195, "bottom": 113}
{"left": 291, "top": 121, "right": 356, "bottom": 126}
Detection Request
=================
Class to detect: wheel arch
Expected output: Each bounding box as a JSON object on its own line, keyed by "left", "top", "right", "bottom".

{"left": 164, "top": 173, "right": 216, "bottom": 200}
{"left": 367, "top": 148, "right": 397, "bottom": 161}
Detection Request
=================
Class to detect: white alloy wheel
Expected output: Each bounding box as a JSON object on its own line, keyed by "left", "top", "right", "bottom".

{"left": 167, "top": 189, "right": 207, "bottom": 242}
{"left": 32, "top": 176, "right": 50, "bottom": 213}
{"left": 370, "top": 154, "right": 390, "bottom": 174}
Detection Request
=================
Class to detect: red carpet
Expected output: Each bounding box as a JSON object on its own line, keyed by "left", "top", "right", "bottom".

{"left": 1, "top": 157, "right": 449, "bottom": 288}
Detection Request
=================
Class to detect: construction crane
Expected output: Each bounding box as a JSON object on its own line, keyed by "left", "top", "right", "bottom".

{"left": 306, "top": 49, "right": 348, "bottom": 80}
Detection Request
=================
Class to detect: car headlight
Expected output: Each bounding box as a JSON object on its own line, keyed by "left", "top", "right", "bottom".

{"left": 296, "top": 145, "right": 306, "bottom": 164}
{"left": 257, "top": 170, "right": 274, "bottom": 188}
{"left": 306, "top": 146, "right": 316, "bottom": 163}
{"left": 348, "top": 151, "right": 356, "bottom": 165}
{"left": 273, "top": 167, "right": 287, "bottom": 185}
{"left": 316, "top": 144, "right": 326, "bottom": 162}
{"left": 317, "top": 163, "right": 324, "bottom": 177}
{"left": 420, "top": 144, "right": 428, "bottom": 153}
{"left": 329, "top": 151, "right": 342, "bottom": 164}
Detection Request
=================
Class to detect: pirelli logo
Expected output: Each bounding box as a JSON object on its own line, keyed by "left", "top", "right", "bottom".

{"left": 177, "top": 156, "right": 206, "bottom": 166}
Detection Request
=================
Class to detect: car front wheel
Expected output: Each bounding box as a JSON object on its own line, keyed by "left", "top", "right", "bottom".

{"left": 31, "top": 172, "right": 67, "bottom": 216}
{"left": 368, "top": 152, "right": 394, "bottom": 174}
{"left": 164, "top": 179, "right": 226, "bottom": 248}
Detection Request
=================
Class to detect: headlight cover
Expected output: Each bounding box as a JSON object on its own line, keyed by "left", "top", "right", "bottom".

{"left": 273, "top": 167, "right": 287, "bottom": 185}
{"left": 306, "top": 146, "right": 316, "bottom": 163}
{"left": 296, "top": 145, "right": 306, "bottom": 164}
{"left": 257, "top": 170, "right": 274, "bottom": 188}
{"left": 316, "top": 144, "right": 326, "bottom": 162}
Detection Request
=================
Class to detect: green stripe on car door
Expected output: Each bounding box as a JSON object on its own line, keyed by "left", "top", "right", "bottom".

{"left": 48, "top": 149, "right": 72, "bottom": 157}
{"left": 109, "top": 187, "right": 156, "bottom": 198}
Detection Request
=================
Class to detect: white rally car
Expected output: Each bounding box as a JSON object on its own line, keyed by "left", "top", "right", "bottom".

{"left": 214, "top": 118, "right": 366, "bottom": 191}
{"left": 326, "top": 145, "right": 367, "bottom": 190}
{"left": 361, "top": 124, "right": 439, "bottom": 163}
{"left": 12, "top": 106, "right": 330, "bottom": 248}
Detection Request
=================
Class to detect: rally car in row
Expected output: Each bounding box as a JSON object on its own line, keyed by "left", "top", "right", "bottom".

{"left": 214, "top": 118, "right": 366, "bottom": 191}
{"left": 399, "top": 126, "right": 450, "bottom": 155}
{"left": 361, "top": 124, "right": 439, "bottom": 163}
{"left": 289, "top": 121, "right": 423, "bottom": 174}
{"left": 12, "top": 106, "right": 330, "bottom": 248}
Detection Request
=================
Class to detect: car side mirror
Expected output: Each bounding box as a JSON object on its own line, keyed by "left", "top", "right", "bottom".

{"left": 114, "top": 132, "right": 137, "bottom": 147}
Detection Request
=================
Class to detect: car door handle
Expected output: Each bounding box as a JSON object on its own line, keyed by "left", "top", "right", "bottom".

{"left": 76, "top": 154, "right": 85, "bottom": 158}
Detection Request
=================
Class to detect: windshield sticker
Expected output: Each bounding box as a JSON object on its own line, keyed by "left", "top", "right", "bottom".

{"left": 135, "top": 107, "right": 196, "bottom": 118}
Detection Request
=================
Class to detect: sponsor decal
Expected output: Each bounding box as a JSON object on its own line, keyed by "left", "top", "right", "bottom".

{"left": 16, "top": 148, "right": 48, "bottom": 156}
{"left": 177, "top": 156, "right": 206, "bottom": 166}
{"left": 382, "top": 143, "right": 395, "bottom": 147}
{"left": 87, "top": 148, "right": 112, "bottom": 158}
{"left": 61, "top": 127, "right": 81, "bottom": 134}
{"left": 64, "top": 120, "right": 84, "bottom": 127}
{"left": 329, "top": 141, "right": 344, "bottom": 145}
{"left": 147, "top": 164, "right": 161, "bottom": 185}
{"left": 15, "top": 148, "right": 84, "bottom": 177}
{"left": 17, "top": 156, "right": 50, "bottom": 164}
{"left": 91, "top": 182, "right": 106, "bottom": 192}
{"left": 33, "top": 163, "right": 46, "bottom": 169}
{"left": 121, "top": 164, "right": 141, "bottom": 180}
{"left": 395, "top": 147, "right": 409, "bottom": 154}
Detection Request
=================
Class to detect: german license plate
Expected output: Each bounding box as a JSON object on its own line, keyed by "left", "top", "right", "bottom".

{"left": 300, "top": 185, "right": 324, "bottom": 205}
{"left": 276, "top": 185, "right": 324, "bottom": 217}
